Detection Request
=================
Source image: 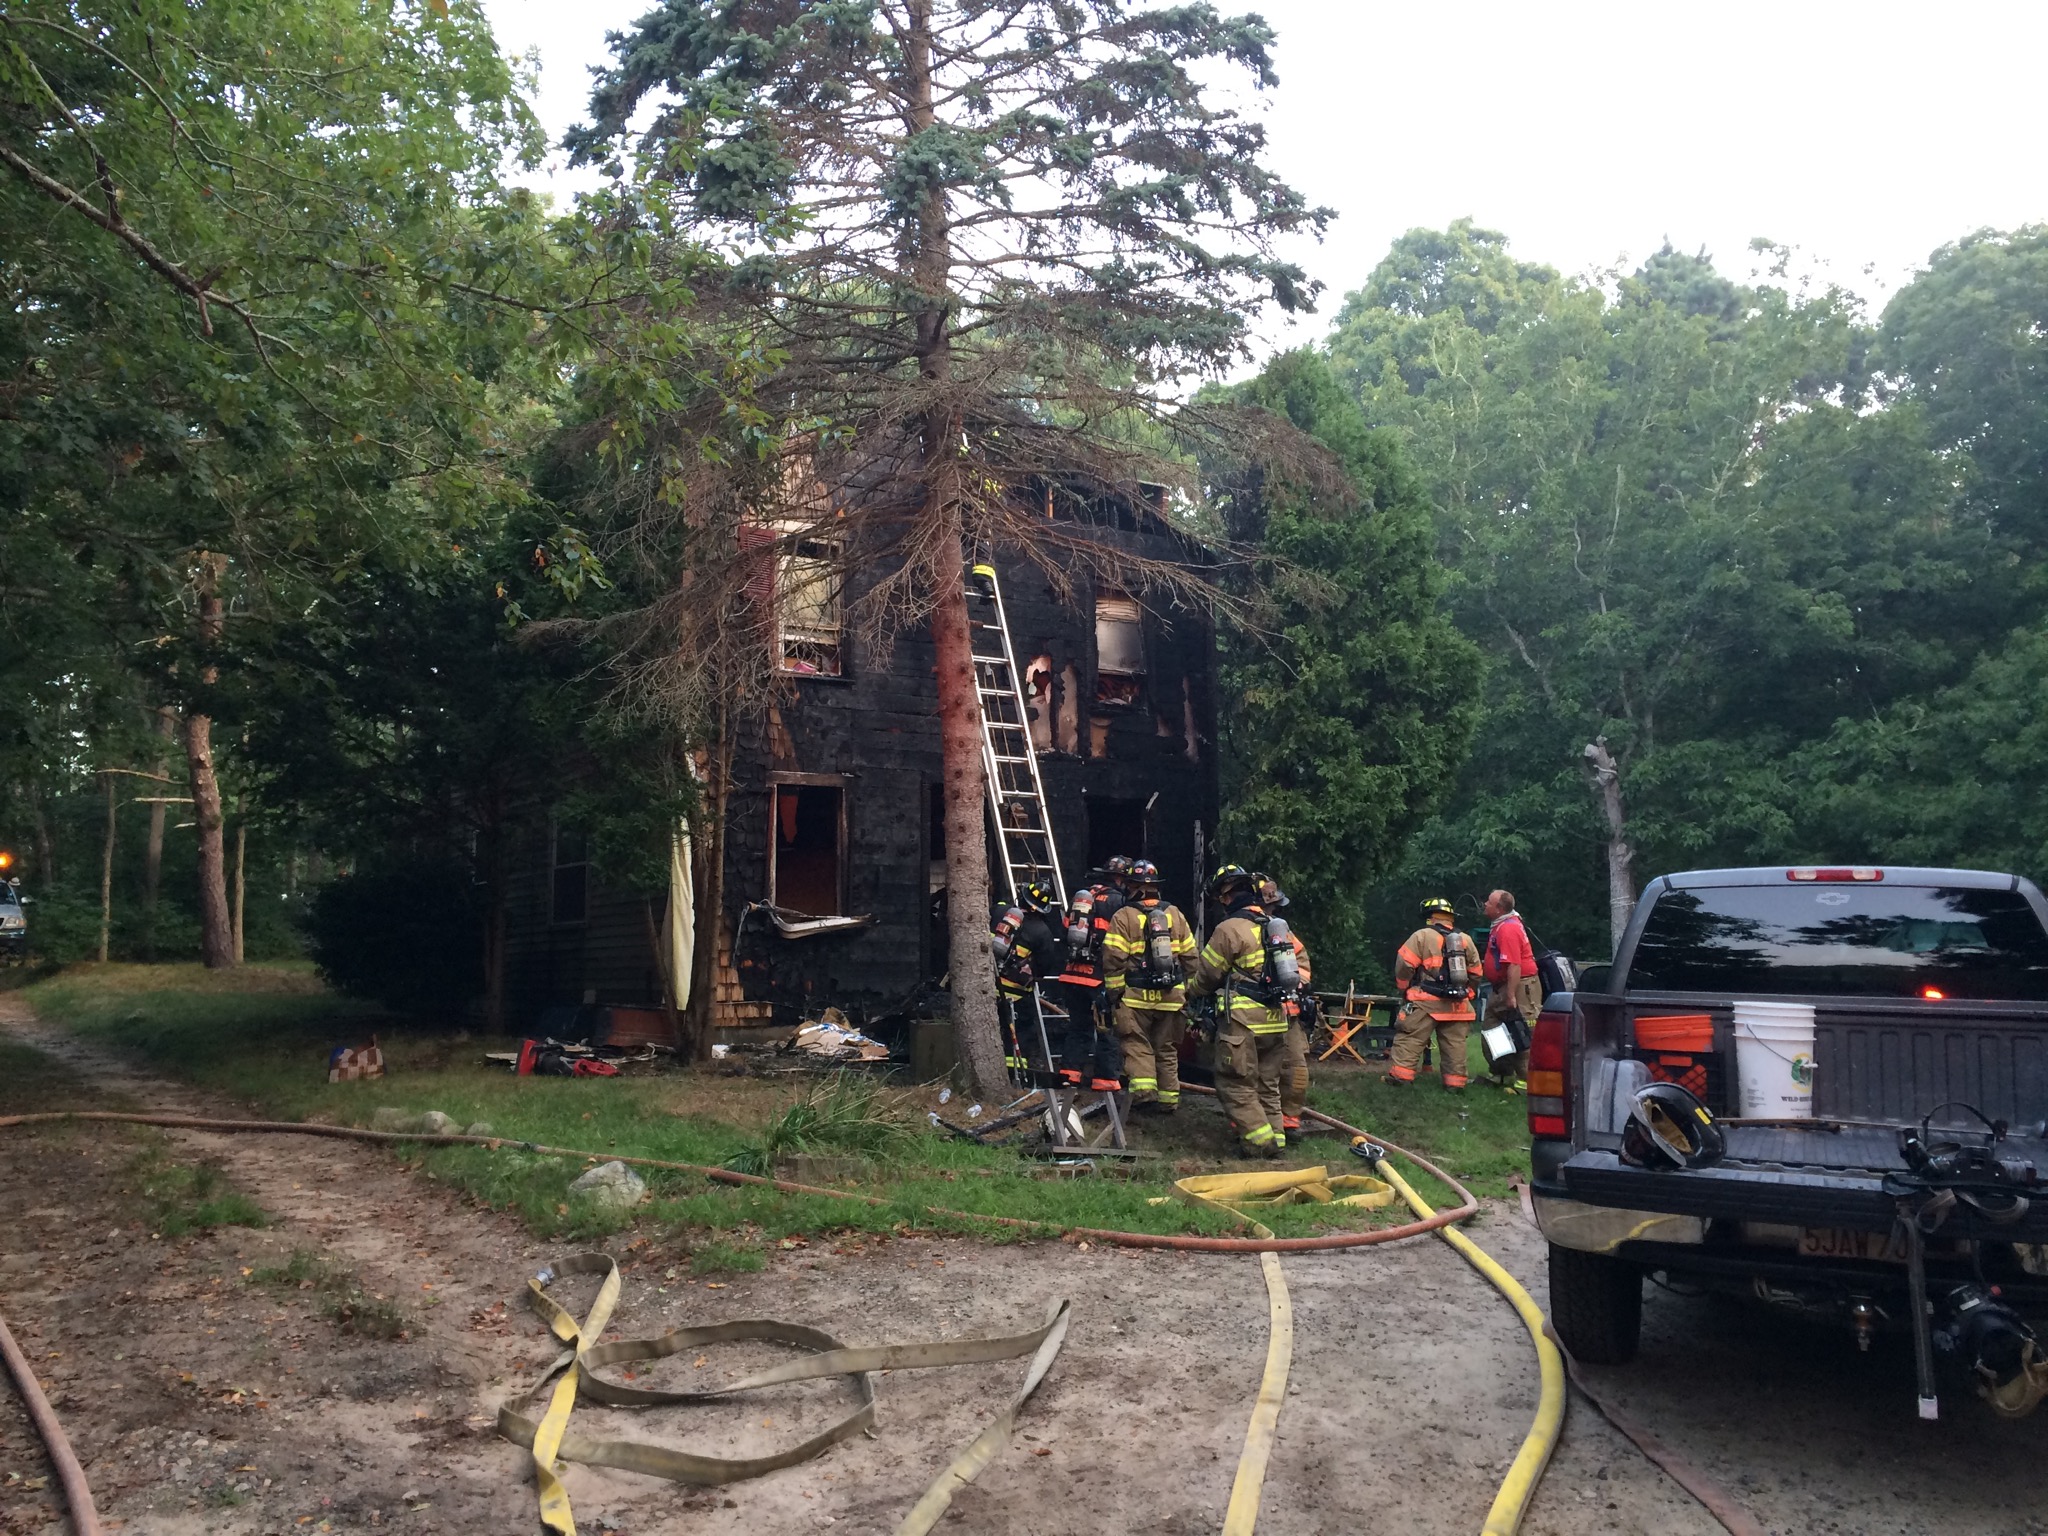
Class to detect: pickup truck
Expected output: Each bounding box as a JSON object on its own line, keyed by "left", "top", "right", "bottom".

{"left": 1530, "top": 865, "right": 2048, "bottom": 1418}
{"left": 0, "top": 879, "right": 24, "bottom": 958}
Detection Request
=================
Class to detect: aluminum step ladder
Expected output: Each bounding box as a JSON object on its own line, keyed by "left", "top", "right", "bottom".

{"left": 965, "top": 562, "right": 1124, "bottom": 1151}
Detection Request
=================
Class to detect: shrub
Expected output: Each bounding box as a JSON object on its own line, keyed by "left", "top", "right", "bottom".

{"left": 306, "top": 859, "right": 480, "bottom": 1018}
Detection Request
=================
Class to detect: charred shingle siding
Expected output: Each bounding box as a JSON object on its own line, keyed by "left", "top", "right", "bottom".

{"left": 502, "top": 509, "right": 1218, "bottom": 1029}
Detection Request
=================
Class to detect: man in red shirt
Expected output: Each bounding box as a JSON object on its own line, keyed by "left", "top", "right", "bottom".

{"left": 1481, "top": 889, "right": 1542, "bottom": 1089}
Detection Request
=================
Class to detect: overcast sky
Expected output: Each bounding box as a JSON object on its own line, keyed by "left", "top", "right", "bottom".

{"left": 481, "top": 0, "right": 2048, "bottom": 350}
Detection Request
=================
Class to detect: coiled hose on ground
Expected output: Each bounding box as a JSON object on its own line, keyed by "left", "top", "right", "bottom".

{"left": 0, "top": 1102, "right": 1561, "bottom": 1536}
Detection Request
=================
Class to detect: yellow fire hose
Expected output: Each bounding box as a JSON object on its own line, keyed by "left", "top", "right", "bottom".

{"left": 1169, "top": 1146, "right": 1565, "bottom": 1536}
{"left": 1368, "top": 1147, "right": 1567, "bottom": 1536}
{"left": 3, "top": 1105, "right": 1562, "bottom": 1534}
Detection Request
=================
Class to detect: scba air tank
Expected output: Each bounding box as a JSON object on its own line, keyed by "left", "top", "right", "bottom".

{"left": 1146, "top": 907, "right": 1175, "bottom": 973}
{"left": 1066, "top": 888, "right": 1095, "bottom": 951}
{"left": 990, "top": 905, "right": 1023, "bottom": 963}
{"left": 1266, "top": 916, "right": 1301, "bottom": 992}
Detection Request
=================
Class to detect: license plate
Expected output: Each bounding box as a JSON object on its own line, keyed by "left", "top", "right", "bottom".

{"left": 1798, "top": 1226, "right": 1907, "bottom": 1263}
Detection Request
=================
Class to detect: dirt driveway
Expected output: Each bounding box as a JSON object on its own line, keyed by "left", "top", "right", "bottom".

{"left": 0, "top": 995, "right": 2041, "bottom": 1536}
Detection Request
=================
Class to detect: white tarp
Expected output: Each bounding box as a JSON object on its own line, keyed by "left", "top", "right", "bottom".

{"left": 668, "top": 821, "right": 694, "bottom": 1011}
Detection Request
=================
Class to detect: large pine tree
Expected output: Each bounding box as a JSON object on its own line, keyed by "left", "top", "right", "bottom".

{"left": 571, "top": 0, "right": 1329, "bottom": 1092}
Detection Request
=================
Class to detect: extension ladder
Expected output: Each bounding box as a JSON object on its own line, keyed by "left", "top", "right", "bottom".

{"left": 965, "top": 562, "right": 1123, "bottom": 1152}
{"left": 966, "top": 562, "right": 1065, "bottom": 906}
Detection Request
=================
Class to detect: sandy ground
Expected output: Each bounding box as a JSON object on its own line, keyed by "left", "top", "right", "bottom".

{"left": 0, "top": 994, "right": 2042, "bottom": 1536}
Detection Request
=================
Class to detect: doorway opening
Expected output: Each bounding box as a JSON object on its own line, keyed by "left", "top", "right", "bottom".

{"left": 1085, "top": 796, "right": 1146, "bottom": 872}
{"left": 771, "top": 783, "right": 844, "bottom": 915}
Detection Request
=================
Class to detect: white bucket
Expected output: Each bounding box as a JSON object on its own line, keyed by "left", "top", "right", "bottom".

{"left": 1733, "top": 1000, "right": 1817, "bottom": 1118}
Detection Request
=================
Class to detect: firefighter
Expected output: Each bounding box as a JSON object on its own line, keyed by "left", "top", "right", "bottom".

{"left": 1049, "top": 859, "right": 1128, "bottom": 1088}
{"left": 1102, "top": 858, "right": 1198, "bottom": 1113}
{"left": 1390, "top": 897, "right": 1482, "bottom": 1090}
{"left": 1189, "top": 864, "right": 1297, "bottom": 1156}
{"left": 994, "top": 882, "right": 1063, "bottom": 1071}
{"left": 1256, "top": 875, "right": 1315, "bottom": 1133}
{"left": 1480, "top": 888, "right": 1541, "bottom": 1089}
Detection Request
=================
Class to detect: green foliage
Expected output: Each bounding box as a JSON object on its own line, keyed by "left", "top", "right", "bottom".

{"left": 25, "top": 961, "right": 1495, "bottom": 1244}
{"left": 306, "top": 860, "right": 483, "bottom": 1019}
{"left": 130, "top": 1147, "right": 268, "bottom": 1237}
{"left": 1213, "top": 351, "right": 1481, "bottom": 979}
{"left": 248, "top": 1249, "right": 409, "bottom": 1340}
{"left": 721, "top": 1073, "right": 919, "bottom": 1176}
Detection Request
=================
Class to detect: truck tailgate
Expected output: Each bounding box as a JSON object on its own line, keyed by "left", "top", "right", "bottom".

{"left": 1561, "top": 1124, "right": 2048, "bottom": 1241}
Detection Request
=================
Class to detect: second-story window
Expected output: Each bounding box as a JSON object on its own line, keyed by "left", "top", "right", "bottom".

{"left": 779, "top": 538, "right": 844, "bottom": 676}
{"left": 1095, "top": 592, "right": 1144, "bottom": 705}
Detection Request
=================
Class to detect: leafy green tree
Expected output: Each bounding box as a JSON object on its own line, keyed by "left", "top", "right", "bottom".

{"left": 570, "top": 0, "right": 1330, "bottom": 1095}
{"left": 1212, "top": 351, "right": 1479, "bottom": 980}
{"left": 1331, "top": 227, "right": 1927, "bottom": 951}
{"left": 1, "top": 0, "right": 568, "bottom": 964}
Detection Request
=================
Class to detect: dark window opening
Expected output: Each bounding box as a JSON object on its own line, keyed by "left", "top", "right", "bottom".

{"left": 551, "top": 825, "right": 589, "bottom": 925}
{"left": 1086, "top": 797, "right": 1146, "bottom": 871}
{"left": 772, "top": 784, "right": 844, "bottom": 916}
{"left": 1095, "top": 593, "right": 1145, "bottom": 705}
{"left": 1628, "top": 883, "right": 2048, "bottom": 998}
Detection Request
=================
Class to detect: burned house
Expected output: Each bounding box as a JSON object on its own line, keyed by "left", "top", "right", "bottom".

{"left": 501, "top": 482, "right": 1220, "bottom": 1034}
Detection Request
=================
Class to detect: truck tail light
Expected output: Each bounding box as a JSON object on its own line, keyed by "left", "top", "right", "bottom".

{"left": 1787, "top": 867, "right": 1883, "bottom": 881}
{"left": 1527, "top": 1006, "right": 1571, "bottom": 1140}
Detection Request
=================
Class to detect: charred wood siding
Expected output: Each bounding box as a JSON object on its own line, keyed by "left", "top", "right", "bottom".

{"left": 500, "top": 508, "right": 1219, "bottom": 1031}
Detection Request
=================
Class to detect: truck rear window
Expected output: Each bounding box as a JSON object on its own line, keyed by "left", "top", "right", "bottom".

{"left": 1628, "top": 885, "right": 2048, "bottom": 998}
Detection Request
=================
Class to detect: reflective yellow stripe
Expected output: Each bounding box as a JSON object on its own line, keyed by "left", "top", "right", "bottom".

{"left": 1129, "top": 1076, "right": 1158, "bottom": 1091}
{"left": 1103, "top": 934, "right": 1138, "bottom": 954}
{"left": 1243, "top": 1123, "right": 1276, "bottom": 1145}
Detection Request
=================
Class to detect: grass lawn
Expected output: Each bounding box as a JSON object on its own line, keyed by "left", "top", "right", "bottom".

{"left": 19, "top": 965, "right": 1530, "bottom": 1263}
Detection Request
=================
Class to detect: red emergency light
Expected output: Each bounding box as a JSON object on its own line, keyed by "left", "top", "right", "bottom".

{"left": 1787, "top": 867, "right": 1883, "bottom": 882}
{"left": 1922, "top": 987, "right": 1946, "bottom": 1001}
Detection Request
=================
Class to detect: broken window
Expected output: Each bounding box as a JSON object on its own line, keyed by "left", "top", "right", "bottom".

{"left": 1095, "top": 593, "right": 1145, "bottom": 704}
{"left": 1024, "top": 653, "right": 1053, "bottom": 751}
{"left": 771, "top": 782, "right": 844, "bottom": 916}
{"left": 551, "top": 824, "right": 589, "bottom": 925}
{"left": 779, "top": 538, "right": 844, "bottom": 676}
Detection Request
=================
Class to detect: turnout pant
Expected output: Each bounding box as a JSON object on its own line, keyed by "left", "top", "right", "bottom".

{"left": 1281, "top": 1016, "right": 1309, "bottom": 1123}
{"left": 1391, "top": 1002, "right": 1473, "bottom": 1088}
{"left": 1048, "top": 983, "right": 1123, "bottom": 1083}
{"left": 1213, "top": 1017, "right": 1288, "bottom": 1149}
{"left": 1114, "top": 1004, "right": 1187, "bottom": 1106}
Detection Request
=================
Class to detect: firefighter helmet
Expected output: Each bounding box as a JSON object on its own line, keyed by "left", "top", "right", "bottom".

{"left": 1619, "top": 1081, "right": 1725, "bottom": 1171}
{"left": 1210, "top": 863, "right": 1253, "bottom": 901}
{"left": 1126, "top": 858, "right": 1161, "bottom": 889}
{"left": 1420, "top": 896, "right": 1456, "bottom": 920}
{"left": 1105, "top": 855, "right": 1134, "bottom": 886}
{"left": 1255, "top": 874, "right": 1290, "bottom": 912}
{"left": 1019, "top": 881, "right": 1059, "bottom": 916}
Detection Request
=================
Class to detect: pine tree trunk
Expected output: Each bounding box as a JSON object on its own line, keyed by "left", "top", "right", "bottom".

{"left": 98, "top": 771, "right": 115, "bottom": 964}
{"left": 28, "top": 785, "right": 55, "bottom": 890}
{"left": 143, "top": 706, "right": 174, "bottom": 959}
{"left": 189, "top": 554, "right": 234, "bottom": 968}
{"left": 232, "top": 822, "right": 246, "bottom": 964}
{"left": 1582, "top": 737, "right": 1636, "bottom": 953}
{"left": 685, "top": 721, "right": 732, "bottom": 1065}
{"left": 902, "top": 0, "right": 1008, "bottom": 1098}
{"left": 931, "top": 537, "right": 1008, "bottom": 1096}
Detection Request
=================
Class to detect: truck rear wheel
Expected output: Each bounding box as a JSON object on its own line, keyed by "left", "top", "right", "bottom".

{"left": 1547, "top": 1242, "right": 1643, "bottom": 1365}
